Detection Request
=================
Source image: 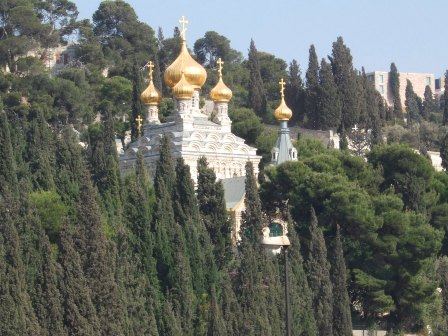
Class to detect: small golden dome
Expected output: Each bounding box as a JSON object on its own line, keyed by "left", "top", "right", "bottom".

{"left": 140, "top": 61, "right": 161, "bottom": 105}
{"left": 210, "top": 58, "right": 232, "bottom": 102}
{"left": 274, "top": 78, "right": 292, "bottom": 121}
{"left": 164, "top": 41, "right": 207, "bottom": 90}
{"left": 274, "top": 97, "right": 293, "bottom": 121}
{"left": 173, "top": 72, "right": 194, "bottom": 99}
{"left": 141, "top": 80, "right": 161, "bottom": 105}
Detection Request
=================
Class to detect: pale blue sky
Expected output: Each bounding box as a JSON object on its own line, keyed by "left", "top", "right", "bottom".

{"left": 77, "top": 0, "right": 447, "bottom": 78}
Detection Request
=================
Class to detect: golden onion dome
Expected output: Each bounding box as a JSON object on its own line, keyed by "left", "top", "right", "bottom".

{"left": 140, "top": 80, "right": 161, "bottom": 105}
{"left": 173, "top": 72, "right": 194, "bottom": 99}
{"left": 164, "top": 40, "right": 207, "bottom": 89}
{"left": 274, "top": 97, "right": 293, "bottom": 121}
{"left": 140, "top": 61, "right": 161, "bottom": 105}
{"left": 210, "top": 58, "right": 232, "bottom": 102}
{"left": 274, "top": 78, "right": 292, "bottom": 121}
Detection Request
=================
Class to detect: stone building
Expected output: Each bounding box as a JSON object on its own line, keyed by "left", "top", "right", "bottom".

{"left": 366, "top": 71, "right": 435, "bottom": 108}
{"left": 119, "top": 18, "right": 261, "bottom": 184}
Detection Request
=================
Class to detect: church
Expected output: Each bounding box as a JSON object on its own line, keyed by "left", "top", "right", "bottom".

{"left": 119, "top": 16, "right": 297, "bottom": 241}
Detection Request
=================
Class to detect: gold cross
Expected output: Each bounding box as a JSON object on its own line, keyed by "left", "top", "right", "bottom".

{"left": 136, "top": 115, "right": 143, "bottom": 136}
{"left": 179, "top": 15, "right": 188, "bottom": 41}
{"left": 148, "top": 61, "right": 154, "bottom": 81}
{"left": 279, "top": 78, "right": 286, "bottom": 97}
{"left": 217, "top": 58, "right": 224, "bottom": 77}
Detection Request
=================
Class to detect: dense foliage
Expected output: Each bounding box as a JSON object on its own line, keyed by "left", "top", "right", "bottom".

{"left": 1, "top": 1, "right": 448, "bottom": 335}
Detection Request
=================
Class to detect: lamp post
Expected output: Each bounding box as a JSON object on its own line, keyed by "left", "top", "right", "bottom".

{"left": 261, "top": 231, "right": 291, "bottom": 336}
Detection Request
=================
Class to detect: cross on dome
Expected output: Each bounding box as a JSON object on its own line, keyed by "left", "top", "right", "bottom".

{"left": 148, "top": 61, "right": 154, "bottom": 81}
{"left": 279, "top": 78, "right": 286, "bottom": 98}
{"left": 217, "top": 58, "right": 224, "bottom": 77}
{"left": 136, "top": 115, "right": 143, "bottom": 136}
{"left": 179, "top": 15, "right": 189, "bottom": 41}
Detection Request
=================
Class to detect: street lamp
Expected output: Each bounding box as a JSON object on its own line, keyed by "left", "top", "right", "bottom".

{"left": 261, "top": 228, "right": 291, "bottom": 336}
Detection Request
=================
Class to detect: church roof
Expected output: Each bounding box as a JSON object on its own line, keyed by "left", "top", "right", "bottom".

{"left": 221, "top": 176, "right": 246, "bottom": 209}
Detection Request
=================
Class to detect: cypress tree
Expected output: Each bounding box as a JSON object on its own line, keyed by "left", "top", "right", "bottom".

{"left": 28, "top": 221, "right": 65, "bottom": 336}
{"left": 0, "top": 110, "right": 18, "bottom": 194}
{"left": 422, "top": 85, "right": 436, "bottom": 120}
{"left": 131, "top": 66, "right": 146, "bottom": 141}
{"left": 317, "top": 58, "right": 341, "bottom": 130}
{"left": 329, "top": 37, "right": 359, "bottom": 130}
{"left": 356, "top": 69, "right": 369, "bottom": 129}
{"left": 219, "top": 273, "right": 242, "bottom": 336}
{"left": 197, "top": 157, "right": 233, "bottom": 269}
{"left": 389, "top": 63, "right": 403, "bottom": 120}
{"left": 405, "top": 79, "right": 420, "bottom": 125}
{"left": 285, "top": 215, "right": 317, "bottom": 335}
{"left": 207, "top": 287, "right": 227, "bottom": 336}
{"left": 0, "top": 192, "right": 41, "bottom": 336}
{"left": 58, "top": 223, "right": 100, "bottom": 335}
{"left": 240, "top": 161, "right": 263, "bottom": 241}
{"left": 306, "top": 208, "right": 334, "bottom": 336}
{"left": 248, "top": 39, "right": 267, "bottom": 119}
{"left": 26, "top": 105, "right": 56, "bottom": 191}
{"left": 440, "top": 132, "right": 448, "bottom": 172}
{"left": 285, "top": 59, "right": 305, "bottom": 124}
{"left": 154, "top": 135, "right": 176, "bottom": 194}
{"left": 443, "top": 71, "right": 448, "bottom": 125}
{"left": 174, "top": 157, "right": 217, "bottom": 294}
{"left": 330, "top": 225, "right": 352, "bottom": 336}
{"left": 75, "top": 170, "right": 125, "bottom": 335}
{"left": 364, "top": 72, "right": 383, "bottom": 145}
{"left": 305, "top": 45, "right": 320, "bottom": 129}
{"left": 158, "top": 297, "right": 182, "bottom": 336}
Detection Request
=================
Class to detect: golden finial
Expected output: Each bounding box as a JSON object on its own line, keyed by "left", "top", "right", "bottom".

{"left": 136, "top": 115, "right": 143, "bottom": 136}
{"left": 279, "top": 78, "right": 286, "bottom": 98}
{"left": 148, "top": 61, "right": 154, "bottom": 81}
{"left": 217, "top": 58, "right": 224, "bottom": 78}
{"left": 179, "top": 15, "right": 188, "bottom": 41}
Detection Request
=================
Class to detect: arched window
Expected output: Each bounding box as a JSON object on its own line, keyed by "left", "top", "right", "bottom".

{"left": 269, "top": 222, "right": 283, "bottom": 237}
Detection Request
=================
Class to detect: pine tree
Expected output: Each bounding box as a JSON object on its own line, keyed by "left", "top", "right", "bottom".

{"left": 305, "top": 45, "right": 320, "bottom": 129}
{"left": 158, "top": 297, "right": 182, "bottom": 336}
{"left": 389, "top": 63, "right": 403, "bottom": 120}
{"left": 405, "top": 79, "right": 420, "bottom": 125}
{"left": 329, "top": 37, "right": 359, "bottom": 130}
{"left": 439, "top": 257, "right": 448, "bottom": 317}
{"left": 317, "top": 58, "right": 341, "bottom": 130}
{"left": 330, "top": 225, "right": 352, "bottom": 336}
{"left": 285, "top": 59, "right": 305, "bottom": 124}
{"left": 197, "top": 157, "right": 233, "bottom": 269}
{"left": 306, "top": 208, "right": 334, "bottom": 336}
{"left": 58, "top": 223, "right": 100, "bottom": 335}
{"left": 247, "top": 39, "right": 267, "bottom": 119}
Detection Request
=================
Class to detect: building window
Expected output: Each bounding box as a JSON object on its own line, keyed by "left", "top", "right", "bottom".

{"left": 379, "top": 84, "right": 384, "bottom": 95}
{"left": 379, "top": 74, "right": 384, "bottom": 84}
{"left": 269, "top": 223, "right": 283, "bottom": 237}
{"left": 426, "top": 77, "right": 431, "bottom": 86}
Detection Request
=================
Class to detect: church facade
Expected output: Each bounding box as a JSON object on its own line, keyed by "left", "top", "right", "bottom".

{"left": 119, "top": 17, "right": 261, "bottom": 183}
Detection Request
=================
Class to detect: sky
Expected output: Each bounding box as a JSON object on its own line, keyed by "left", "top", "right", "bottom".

{"left": 77, "top": 0, "right": 448, "bottom": 78}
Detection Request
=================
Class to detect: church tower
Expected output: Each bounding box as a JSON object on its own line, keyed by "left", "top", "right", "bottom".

{"left": 271, "top": 78, "right": 297, "bottom": 165}
{"left": 140, "top": 61, "right": 161, "bottom": 124}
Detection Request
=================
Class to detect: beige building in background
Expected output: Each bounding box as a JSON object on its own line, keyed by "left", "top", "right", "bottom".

{"left": 367, "top": 71, "right": 435, "bottom": 109}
